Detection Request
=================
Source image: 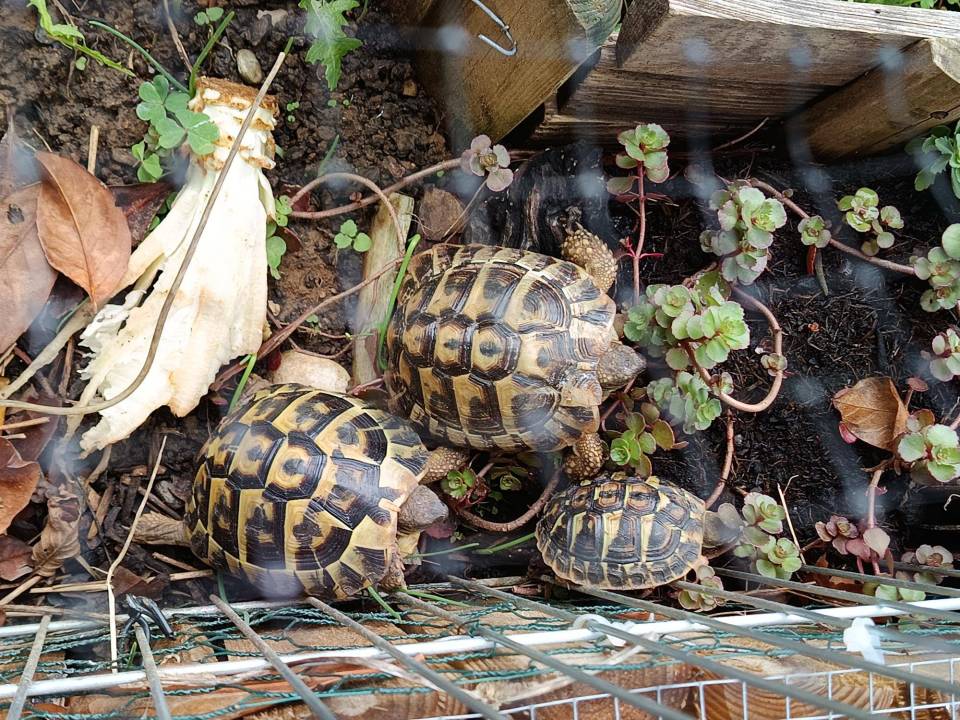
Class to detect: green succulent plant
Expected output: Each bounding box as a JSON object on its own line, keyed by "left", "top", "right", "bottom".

{"left": 897, "top": 422, "right": 960, "bottom": 484}
{"left": 907, "top": 120, "right": 960, "bottom": 200}
{"left": 898, "top": 544, "right": 954, "bottom": 586}
{"left": 624, "top": 278, "right": 748, "bottom": 372}
{"left": 863, "top": 581, "right": 925, "bottom": 603}
{"left": 837, "top": 188, "right": 903, "bottom": 256}
{"left": 700, "top": 183, "right": 786, "bottom": 285}
{"left": 442, "top": 468, "right": 477, "bottom": 501}
{"left": 608, "top": 406, "right": 676, "bottom": 476}
{"left": 798, "top": 215, "right": 832, "bottom": 249}
{"left": 928, "top": 327, "right": 960, "bottom": 382}
{"left": 646, "top": 372, "right": 724, "bottom": 434}
{"left": 607, "top": 123, "right": 671, "bottom": 193}
{"left": 913, "top": 225, "right": 960, "bottom": 312}
{"left": 677, "top": 564, "right": 725, "bottom": 611}
{"left": 732, "top": 493, "right": 800, "bottom": 579}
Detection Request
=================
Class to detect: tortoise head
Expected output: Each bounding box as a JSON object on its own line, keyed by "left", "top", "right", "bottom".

{"left": 597, "top": 341, "right": 646, "bottom": 391}
{"left": 398, "top": 485, "right": 449, "bottom": 533}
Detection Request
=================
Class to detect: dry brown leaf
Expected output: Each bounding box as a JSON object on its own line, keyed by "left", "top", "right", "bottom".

{"left": 35, "top": 152, "right": 131, "bottom": 308}
{"left": 32, "top": 490, "right": 81, "bottom": 576}
{"left": 0, "top": 534, "right": 33, "bottom": 580}
{"left": 0, "top": 437, "right": 41, "bottom": 534}
{"left": 110, "top": 180, "right": 174, "bottom": 246}
{"left": 0, "top": 113, "right": 40, "bottom": 199}
{"left": 0, "top": 184, "right": 58, "bottom": 353}
{"left": 8, "top": 389, "right": 60, "bottom": 462}
{"left": 831, "top": 376, "right": 907, "bottom": 450}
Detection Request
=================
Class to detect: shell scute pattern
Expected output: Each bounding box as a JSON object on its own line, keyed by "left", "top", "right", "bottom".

{"left": 185, "top": 384, "right": 428, "bottom": 599}
{"left": 536, "top": 474, "right": 705, "bottom": 589}
{"left": 386, "top": 245, "right": 615, "bottom": 452}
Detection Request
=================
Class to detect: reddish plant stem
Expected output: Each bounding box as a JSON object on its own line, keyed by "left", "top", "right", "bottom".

{"left": 865, "top": 467, "right": 885, "bottom": 575}
{"left": 598, "top": 376, "right": 638, "bottom": 431}
{"left": 289, "top": 159, "right": 464, "bottom": 219}
{"left": 704, "top": 410, "right": 735, "bottom": 509}
{"left": 633, "top": 171, "right": 646, "bottom": 304}
{"left": 687, "top": 290, "right": 784, "bottom": 413}
{"left": 747, "top": 178, "right": 916, "bottom": 277}
{"left": 453, "top": 468, "right": 561, "bottom": 533}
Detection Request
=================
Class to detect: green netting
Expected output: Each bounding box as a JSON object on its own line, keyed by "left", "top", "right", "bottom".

{"left": 3, "top": 590, "right": 959, "bottom": 720}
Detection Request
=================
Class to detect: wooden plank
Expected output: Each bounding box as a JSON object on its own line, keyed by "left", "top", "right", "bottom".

{"left": 800, "top": 38, "right": 960, "bottom": 158}
{"left": 412, "top": 0, "right": 620, "bottom": 147}
{"left": 530, "top": 0, "right": 960, "bottom": 147}
{"left": 352, "top": 193, "right": 413, "bottom": 387}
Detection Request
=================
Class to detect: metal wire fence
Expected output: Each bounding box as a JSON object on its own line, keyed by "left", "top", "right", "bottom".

{"left": 2, "top": 570, "right": 960, "bottom": 719}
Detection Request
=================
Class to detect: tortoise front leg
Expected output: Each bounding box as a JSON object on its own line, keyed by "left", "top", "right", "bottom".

{"left": 562, "top": 433, "right": 606, "bottom": 481}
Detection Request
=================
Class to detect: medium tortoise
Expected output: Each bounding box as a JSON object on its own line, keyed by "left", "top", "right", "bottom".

{"left": 184, "top": 384, "right": 449, "bottom": 599}
{"left": 384, "top": 236, "right": 644, "bottom": 479}
{"left": 536, "top": 473, "right": 705, "bottom": 589}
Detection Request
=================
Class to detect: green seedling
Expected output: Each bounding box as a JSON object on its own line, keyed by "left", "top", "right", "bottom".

{"left": 333, "top": 219, "right": 372, "bottom": 252}
{"left": 836, "top": 187, "right": 903, "bottom": 256}
{"left": 28, "top": 0, "right": 131, "bottom": 76}
{"left": 928, "top": 327, "right": 960, "bottom": 382}
{"left": 194, "top": 6, "right": 225, "bottom": 26}
{"left": 897, "top": 420, "right": 960, "bottom": 484}
{"left": 266, "top": 195, "right": 293, "bottom": 280}
{"left": 908, "top": 119, "right": 960, "bottom": 199}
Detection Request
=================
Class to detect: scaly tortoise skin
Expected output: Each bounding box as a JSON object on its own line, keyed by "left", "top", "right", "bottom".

{"left": 536, "top": 473, "right": 705, "bottom": 589}
{"left": 384, "top": 244, "right": 639, "bottom": 458}
{"left": 184, "top": 384, "right": 433, "bottom": 599}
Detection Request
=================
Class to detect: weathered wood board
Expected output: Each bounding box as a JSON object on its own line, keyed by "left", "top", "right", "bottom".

{"left": 530, "top": 0, "right": 960, "bottom": 156}
{"left": 399, "top": 0, "right": 620, "bottom": 148}
{"left": 799, "top": 38, "right": 960, "bottom": 158}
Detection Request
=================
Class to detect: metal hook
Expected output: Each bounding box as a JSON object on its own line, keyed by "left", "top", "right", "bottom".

{"left": 471, "top": 0, "right": 517, "bottom": 57}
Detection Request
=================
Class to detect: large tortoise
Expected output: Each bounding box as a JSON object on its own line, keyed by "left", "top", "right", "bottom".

{"left": 184, "top": 384, "right": 449, "bottom": 599}
{"left": 384, "top": 235, "right": 645, "bottom": 478}
{"left": 536, "top": 473, "right": 705, "bottom": 588}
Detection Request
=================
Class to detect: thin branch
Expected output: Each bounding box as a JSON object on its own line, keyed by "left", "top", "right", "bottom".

{"left": 453, "top": 468, "right": 561, "bottom": 533}
{"left": 0, "top": 47, "right": 292, "bottom": 417}
{"left": 712, "top": 117, "right": 769, "bottom": 152}
{"left": 690, "top": 289, "right": 784, "bottom": 413}
{"left": 704, "top": 410, "right": 735, "bottom": 508}
{"left": 107, "top": 436, "right": 166, "bottom": 671}
{"left": 162, "top": 0, "right": 192, "bottom": 72}
{"left": 747, "top": 178, "right": 915, "bottom": 276}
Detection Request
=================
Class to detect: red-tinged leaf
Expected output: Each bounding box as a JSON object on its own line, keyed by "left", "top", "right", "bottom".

{"left": 863, "top": 527, "right": 890, "bottom": 557}
{"left": 0, "top": 438, "right": 41, "bottom": 534}
{"left": 832, "top": 377, "right": 908, "bottom": 450}
{"left": 0, "top": 185, "right": 57, "bottom": 353}
{"left": 907, "top": 376, "right": 929, "bottom": 393}
{"left": 0, "top": 114, "right": 40, "bottom": 199}
{"left": 838, "top": 422, "right": 858, "bottom": 444}
{"left": 845, "top": 536, "right": 875, "bottom": 562}
{"left": 110, "top": 181, "right": 174, "bottom": 246}
{"left": 35, "top": 152, "right": 131, "bottom": 309}
{"left": 0, "top": 535, "right": 33, "bottom": 581}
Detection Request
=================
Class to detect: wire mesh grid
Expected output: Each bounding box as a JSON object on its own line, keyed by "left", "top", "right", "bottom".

{"left": 2, "top": 572, "right": 960, "bottom": 720}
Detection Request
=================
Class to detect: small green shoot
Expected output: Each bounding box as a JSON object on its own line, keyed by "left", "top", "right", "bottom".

{"left": 194, "top": 6, "right": 225, "bottom": 26}
{"left": 837, "top": 188, "right": 903, "bottom": 256}
{"left": 333, "top": 219, "right": 372, "bottom": 252}
{"left": 366, "top": 586, "right": 401, "bottom": 620}
{"left": 285, "top": 101, "right": 300, "bottom": 123}
{"left": 300, "top": 0, "right": 364, "bottom": 91}
{"left": 29, "top": 0, "right": 132, "bottom": 76}
{"left": 189, "top": 10, "right": 235, "bottom": 95}
{"left": 401, "top": 589, "right": 471, "bottom": 608}
{"left": 475, "top": 532, "right": 537, "bottom": 555}
{"left": 266, "top": 195, "right": 293, "bottom": 280}
{"left": 442, "top": 469, "right": 476, "bottom": 501}
{"left": 228, "top": 354, "right": 258, "bottom": 413}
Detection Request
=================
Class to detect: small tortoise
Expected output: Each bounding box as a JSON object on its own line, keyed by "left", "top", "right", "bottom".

{"left": 184, "top": 384, "right": 450, "bottom": 599}
{"left": 536, "top": 473, "right": 705, "bottom": 589}
{"left": 384, "top": 236, "right": 644, "bottom": 479}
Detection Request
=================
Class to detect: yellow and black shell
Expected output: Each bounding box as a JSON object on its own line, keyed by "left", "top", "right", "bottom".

{"left": 384, "top": 245, "right": 616, "bottom": 452}
{"left": 184, "top": 384, "right": 428, "bottom": 599}
{"left": 536, "top": 474, "right": 705, "bottom": 589}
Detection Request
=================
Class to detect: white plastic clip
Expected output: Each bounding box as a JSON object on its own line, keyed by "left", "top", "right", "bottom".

{"left": 843, "top": 616, "right": 885, "bottom": 665}
{"left": 573, "top": 614, "right": 644, "bottom": 648}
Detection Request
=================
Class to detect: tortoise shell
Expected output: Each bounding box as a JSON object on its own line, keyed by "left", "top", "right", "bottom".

{"left": 384, "top": 245, "right": 616, "bottom": 452}
{"left": 184, "top": 384, "right": 428, "bottom": 599}
{"left": 536, "top": 474, "right": 705, "bottom": 589}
